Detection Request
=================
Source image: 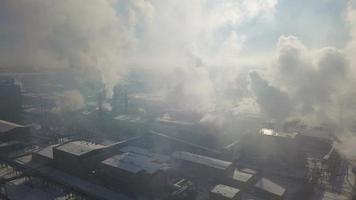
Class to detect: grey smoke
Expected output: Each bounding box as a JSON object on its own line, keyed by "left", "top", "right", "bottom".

{"left": 52, "top": 90, "right": 85, "bottom": 113}
{"left": 249, "top": 71, "right": 291, "bottom": 121}
{"left": 270, "top": 36, "right": 351, "bottom": 124}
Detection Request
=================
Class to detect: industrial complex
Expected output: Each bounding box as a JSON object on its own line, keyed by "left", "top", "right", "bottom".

{"left": 0, "top": 74, "right": 355, "bottom": 200}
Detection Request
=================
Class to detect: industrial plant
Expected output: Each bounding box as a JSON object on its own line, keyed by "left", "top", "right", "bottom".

{"left": 1, "top": 0, "right": 356, "bottom": 199}
{"left": 0, "top": 74, "right": 354, "bottom": 200}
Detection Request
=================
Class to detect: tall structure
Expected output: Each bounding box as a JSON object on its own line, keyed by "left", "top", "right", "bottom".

{"left": 112, "top": 86, "right": 128, "bottom": 115}
{"left": 0, "top": 76, "right": 22, "bottom": 122}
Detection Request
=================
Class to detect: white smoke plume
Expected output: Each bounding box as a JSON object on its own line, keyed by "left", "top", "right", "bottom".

{"left": 237, "top": 0, "right": 356, "bottom": 161}
{"left": 0, "top": 0, "right": 278, "bottom": 102}
{"left": 0, "top": 0, "right": 133, "bottom": 97}
{"left": 3, "top": 0, "right": 356, "bottom": 142}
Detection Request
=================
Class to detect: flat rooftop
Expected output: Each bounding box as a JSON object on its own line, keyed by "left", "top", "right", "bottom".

{"left": 211, "top": 184, "right": 240, "bottom": 199}
{"left": 56, "top": 141, "right": 105, "bottom": 156}
{"left": 102, "top": 147, "right": 169, "bottom": 174}
{"left": 172, "top": 151, "right": 232, "bottom": 170}
{"left": 232, "top": 169, "right": 254, "bottom": 183}
{"left": 254, "top": 178, "right": 286, "bottom": 197}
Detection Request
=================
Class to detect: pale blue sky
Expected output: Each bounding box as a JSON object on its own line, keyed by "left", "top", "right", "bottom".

{"left": 233, "top": 0, "right": 349, "bottom": 53}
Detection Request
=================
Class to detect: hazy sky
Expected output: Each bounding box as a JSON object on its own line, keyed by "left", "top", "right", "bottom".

{"left": 239, "top": 0, "right": 349, "bottom": 52}
{"left": 112, "top": 0, "right": 351, "bottom": 66}
{"left": 1, "top": 0, "right": 356, "bottom": 125}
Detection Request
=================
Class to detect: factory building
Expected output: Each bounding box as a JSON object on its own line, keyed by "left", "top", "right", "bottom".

{"left": 0, "top": 76, "right": 22, "bottom": 122}
{"left": 241, "top": 128, "right": 306, "bottom": 170}
{"left": 209, "top": 184, "right": 241, "bottom": 200}
{"left": 172, "top": 151, "right": 234, "bottom": 179}
{"left": 32, "top": 137, "right": 143, "bottom": 173}
{"left": 99, "top": 146, "right": 170, "bottom": 194}
{"left": 53, "top": 140, "right": 105, "bottom": 170}
{"left": 0, "top": 120, "right": 30, "bottom": 142}
{"left": 0, "top": 120, "right": 30, "bottom": 152}
{"left": 33, "top": 140, "right": 112, "bottom": 176}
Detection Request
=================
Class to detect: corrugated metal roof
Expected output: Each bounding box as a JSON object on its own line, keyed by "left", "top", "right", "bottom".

{"left": 102, "top": 148, "right": 169, "bottom": 174}
{"left": 211, "top": 184, "right": 240, "bottom": 199}
{"left": 172, "top": 151, "right": 232, "bottom": 170}
{"left": 0, "top": 120, "right": 24, "bottom": 133}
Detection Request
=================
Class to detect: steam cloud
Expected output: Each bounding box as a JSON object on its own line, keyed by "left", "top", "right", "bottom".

{"left": 0, "top": 0, "right": 132, "bottom": 97}
{"left": 0, "top": 0, "right": 277, "bottom": 98}
{"left": 52, "top": 90, "right": 85, "bottom": 113}
{"left": 2, "top": 0, "right": 356, "bottom": 156}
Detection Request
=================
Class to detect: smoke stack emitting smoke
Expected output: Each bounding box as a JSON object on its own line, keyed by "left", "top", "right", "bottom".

{"left": 52, "top": 90, "right": 85, "bottom": 113}
{"left": 1, "top": 0, "right": 356, "bottom": 158}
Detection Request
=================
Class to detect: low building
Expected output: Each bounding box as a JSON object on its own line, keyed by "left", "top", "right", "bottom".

{"left": 53, "top": 140, "right": 106, "bottom": 173}
{"left": 241, "top": 128, "right": 306, "bottom": 169}
{"left": 209, "top": 184, "right": 241, "bottom": 200}
{"left": 0, "top": 120, "right": 30, "bottom": 154}
{"left": 253, "top": 178, "right": 286, "bottom": 200}
{"left": 0, "top": 120, "right": 30, "bottom": 142}
{"left": 0, "top": 76, "right": 22, "bottom": 122}
{"left": 99, "top": 146, "right": 170, "bottom": 194}
{"left": 33, "top": 144, "right": 60, "bottom": 164}
{"left": 172, "top": 151, "right": 234, "bottom": 179}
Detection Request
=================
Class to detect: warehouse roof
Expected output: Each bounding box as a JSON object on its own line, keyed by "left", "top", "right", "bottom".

{"left": 172, "top": 151, "right": 232, "bottom": 170}
{"left": 0, "top": 120, "right": 25, "bottom": 133}
{"left": 56, "top": 141, "right": 105, "bottom": 156}
{"left": 254, "top": 178, "right": 286, "bottom": 197}
{"left": 211, "top": 184, "right": 240, "bottom": 199}
{"left": 102, "top": 148, "right": 169, "bottom": 174}
{"left": 260, "top": 128, "right": 299, "bottom": 139}
{"left": 120, "top": 146, "right": 170, "bottom": 163}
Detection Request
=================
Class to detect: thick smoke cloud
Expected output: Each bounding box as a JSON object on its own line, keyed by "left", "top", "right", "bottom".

{"left": 275, "top": 36, "right": 349, "bottom": 121}
{"left": 0, "top": 0, "right": 277, "bottom": 102}
{"left": 249, "top": 71, "right": 291, "bottom": 120}
{"left": 248, "top": 34, "right": 353, "bottom": 126}
{"left": 0, "top": 0, "right": 132, "bottom": 97}
{"left": 3, "top": 0, "right": 356, "bottom": 145}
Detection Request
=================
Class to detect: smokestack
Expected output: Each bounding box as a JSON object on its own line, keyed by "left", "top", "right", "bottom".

{"left": 98, "top": 89, "right": 104, "bottom": 117}
{"left": 124, "top": 89, "right": 128, "bottom": 114}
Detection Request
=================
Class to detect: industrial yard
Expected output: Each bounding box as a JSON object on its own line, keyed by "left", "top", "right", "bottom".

{"left": 0, "top": 73, "right": 355, "bottom": 200}
{"left": 1, "top": 0, "right": 356, "bottom": 199}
